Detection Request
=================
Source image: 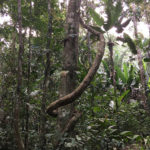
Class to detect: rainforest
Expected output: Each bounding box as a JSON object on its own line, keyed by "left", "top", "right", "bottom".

{"left": 0, "top": 0, "right": 150, "bottom": 149}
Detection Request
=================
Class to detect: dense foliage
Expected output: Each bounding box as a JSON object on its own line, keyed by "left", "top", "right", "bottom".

{"left": 0, "top": 0, "right": 150, "bottom": 149}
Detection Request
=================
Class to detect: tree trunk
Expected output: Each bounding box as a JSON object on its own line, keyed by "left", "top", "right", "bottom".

{"left": 46, "top": 2, "right": 105, "bottom": 148}
{"left": 25, "top": 1, "right": 32, "bottom": 150}
{"left": 133, "top": 10, "right": 147, "bottom": 109}
{"left": 55, "top": 0, "right": 81, "bottom": 147}
{"left": 46, "top": 20, "right": 105, "bottom": 118}
{"left": 85, "top": 3, "right": 94, "bottom": 116}
{"left": 40, "top": 0, "right": 52, "bottom": 149}
{"left": 108, "top": 42, "right": 117, "bottom": 105}
{"left": 14, "top": 0, "right": 25, "bottom": 150}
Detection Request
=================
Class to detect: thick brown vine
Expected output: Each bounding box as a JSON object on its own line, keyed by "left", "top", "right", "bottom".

{"left": 46, "top": 22, "right": 105, "bottom": 116}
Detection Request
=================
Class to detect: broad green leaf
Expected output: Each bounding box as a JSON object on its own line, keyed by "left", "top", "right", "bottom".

{"left": 115, "top": 2, "right": 122, "bottom": 18}
{"left": 112, "top": 1, "right": 122, "bottom": 26}
{"left": 148, "top": 78, "right": 150, "bottom": 89}
{"left": 120, "top": 131, "right": 132, "bottom": 136}
{"left": 123, "top": 63, "right": 129, "bottom": 81}
{"left": 104, "top": 2, "right": 113, "bottom": 31}
{"left": 104, "top": 12, "right": 112, "bottom": 31}
{"left": 109, "top": 129, "right": 118, "bottom": 134}
{"left": 124, "top": 33, "right": 137, "bottom": 54}
{"left": 115, "top": 65, "right": 126, "bottom": 83}
{"left": 89, "top": 8, "right": 104, "bottom": 26}
{"left": 104, "top": 1, "right": 122, "bottom": 31}
{"left": 143, "top": 38, "right": 150, "bottom": 47}
{"left": 143, "top": 60, "right": 147, "bottom": 71}
{"left": 89, "top": 25, "right": 105, "bottom": 33}
{"left": 118, "top": 90, "right": 130, "bottom": 106}
{"left": 102, "top": 60, "right": 110, "bottom": 77}
{"left": 132, "top": 135, "right": 142, "bottom": 141}
{"left": 144, "top": 58, "right": 150, "bottom": 62}
{"left": 93, "top": 106, "right": 100, "bottom": 113}
{"left": 76, "top": 135, "right": 82, "bottom": 141}
{"left": 127, "top": 65, "right": 134, "bottom": 85}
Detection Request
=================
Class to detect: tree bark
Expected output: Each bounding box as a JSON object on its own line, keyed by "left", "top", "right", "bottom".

{"left": 52, "top": 0, "right": 81, "bottom": 147}
{"left": 108, "top": 42, "right": 117, "bottom": 103}
{"left": 46, "top": 33, "right": 105, "bottom": 116}
{"left": 85, "top": 3, "right": 94, "bottom": 116}
{"left": 133, "top": 10, "right": 147, "bottom": 109}
{"left": 46, "top": 2, "right": 105, "bottom": 148}
{"left": 14, "top": 0, "right": 25, "bottom": 150}
{"left": 25, "top": 1, "right": 32, "bottom": 150}
{"left": 46, "top": 16, "right": 105, "bottom": 116}
{"left": 40, "top": 0, "right": 52, "bottom": 150}
{"left": 60, "top": 0, "right": 81, "bottom": 138}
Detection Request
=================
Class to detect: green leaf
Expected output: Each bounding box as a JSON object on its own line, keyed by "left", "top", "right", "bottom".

{"left": 148, "top": 78, "right": 150, "bottom": 89}
{"left": 104, "top": 1, "right": 122, "bottom": 31}
{"left": 120, "top": 131, "right": 132, "bottom": 136}
{"left": 114, "top": 1, "right": 122, "bottom": 23}
{"left": 115, "top": 65, "right": 126, "bottom": 83}
{"left": 118, "top": 90, "right": 130, "bottom": 106}
{"left": 93, "top": 106, "right": 100, "bottom": 113}
{"left": 143, "top": 38, "right": 150, "bottom": 48}
{"left": 109, "top": 129, "right": 118, "bottom": 134}
{"left": 124, "top": 33, "right": 137, "bottom": 54}
{"left": 123, "top": 63, "right": 129, "bottom": 81}
{"left": 104, "top": 1, "right": 113, "bottom": 31}
{"left": 132, "top": 135, "right": 142, "bottom": 141}
{"left": 144, "top": 58, "right": 150, "bottom": 62}
{"left": 102, "top": 60, "right": 110, "bottom": 77}
{"left": 89, "top": 8, "right": 104, "bottom": 27}
{"left": 89, "top": 25, "right": 105, "bottom": 33}
{"left": 76, "top": 135, "right": 82, "bottom": 141}
{"left": 143, "top": 60, "right": 147, "bottom": 71}
{"left": 127, "top": 65, "right": 134, "bottom": 86}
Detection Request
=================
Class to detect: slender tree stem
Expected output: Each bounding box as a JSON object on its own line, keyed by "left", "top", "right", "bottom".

{"left": 14, "top": 0, "right": 25, "bottom": 150}
{"left": 133, "top": 9, "right": 147, "bottom": 109}
{"left": 40, "top": 0, "right": 52, "bottom": 149}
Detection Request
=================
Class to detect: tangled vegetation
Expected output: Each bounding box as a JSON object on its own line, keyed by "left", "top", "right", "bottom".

{"left": 0, "top": 0, "right": 150, "bottom": 149}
